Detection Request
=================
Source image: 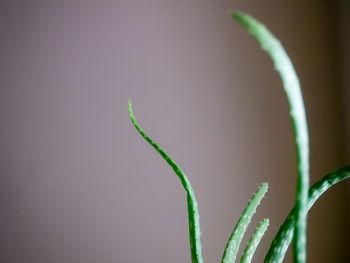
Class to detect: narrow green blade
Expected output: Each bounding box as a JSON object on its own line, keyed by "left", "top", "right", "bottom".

{"left": 128, "top": 101, "right": 203, "bottom": 263}
{"left": 240, "top": 219, "right": 269, "bottom": 263}
{"left": 264, "top": 165, "right": 350, "bottom": 263}
{"left": 221, "top": 183, "right": 268, "bottom": 263}
{"left": 232, "top": 11, "right": 309, "bottom": 263}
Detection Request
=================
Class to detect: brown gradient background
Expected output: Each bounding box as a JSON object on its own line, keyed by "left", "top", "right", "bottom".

{"left": 1, "top": 1, "right": 349, "bottom": 263}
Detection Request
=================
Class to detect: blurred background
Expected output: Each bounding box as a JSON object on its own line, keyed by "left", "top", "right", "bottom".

{"left": 1, "top": 1, "right": 349, "bottom": 262}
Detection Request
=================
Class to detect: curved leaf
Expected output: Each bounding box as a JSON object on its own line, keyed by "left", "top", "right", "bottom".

{"left": 232, "top": 11, "right": 309, "bottom": 263}
{"left": 128, "top": 100, "right": 203, "bottom": 263}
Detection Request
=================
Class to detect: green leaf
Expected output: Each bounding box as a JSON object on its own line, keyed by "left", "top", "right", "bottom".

{"left": 221, "top": 183, "right": 268, "bottom": 263}
{"left": 128, "top": 100, "right": 203, "bottom": 263}
{"left": 232, "top": 11, "right": 310, "bottom": 263}
{"left": 240, "top": 219, "right": 269, "bottom": 263}
{"left": 264, "top": 165, "right": 350, "bottom": 263}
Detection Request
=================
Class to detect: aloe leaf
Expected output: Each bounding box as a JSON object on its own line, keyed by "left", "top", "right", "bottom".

{"left": 240, "top": 219, "right": 269, "bottom": 263}
{"left": 264, "top": 165, "right": 350, "bottom": 263}
{"left": 221, "top": 183, "right": 268, "bottom": 263}
{"left": 232, "top": 11, "right": 310, "bottom": 263}
{"left": 128, "top": 100, "right": 203, "bottom": 263}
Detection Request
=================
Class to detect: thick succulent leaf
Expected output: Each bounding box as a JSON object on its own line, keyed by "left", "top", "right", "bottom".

{"left": 232, "top": 11, "right": 309, "bottom": 263}
{"left": 221, "top": 183, "right": 268, "bottom": 263}
{"left": 128, "top": 101, "right": 203, "bottom": 263}
{"left": 264, "top": 165, "right": 350, "bottom": 263}
{"left": 240, "top": 219, "right": 269, "bottom": 263}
